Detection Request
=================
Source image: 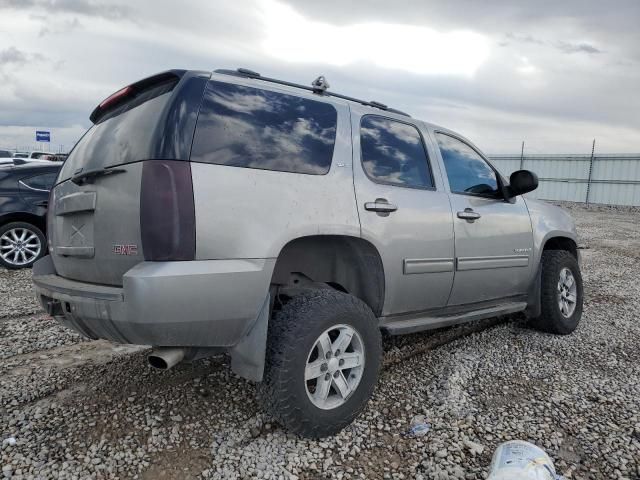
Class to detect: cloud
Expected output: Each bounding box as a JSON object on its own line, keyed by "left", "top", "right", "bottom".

{"left": 555, "top": 41, "right": 602, "bottom": 55}
{"left": 49, "top": 0, "right": 131, "bottom": 19}
{"left": 504, "top": 33, "right": 545, "bottom": 46}
{"left": 260, "top": 0, "right": 490, "bottom": 76}
{"left": 0, "top": 47, "right": 28, "bottom": 66}
{"left": 0, "top": 0, "right": 132, "bottom": 20}
{"left": 0, "top": 0, "right": 638, "bottom": 154}
{"left": 503, "top": 33, "right": 603, "bottom": 55}
{"left": 0, "top": 46, "right": 46, "bottom": 73}
{"left": 37, "top": 16, "right": 82, "bottom": 37}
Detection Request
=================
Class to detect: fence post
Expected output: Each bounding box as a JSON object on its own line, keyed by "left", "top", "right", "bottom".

{"left": 585, "top": 139, "right": 596, "bottom": 205}
{"left": 519, "top": 141, "right": 525, "bottom": 170}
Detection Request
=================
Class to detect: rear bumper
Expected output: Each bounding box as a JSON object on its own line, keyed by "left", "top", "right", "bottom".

{"left": 33, "top": 255, "right": 274, "bottom": 347}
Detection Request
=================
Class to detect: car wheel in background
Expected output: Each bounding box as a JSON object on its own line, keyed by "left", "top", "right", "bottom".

{"left": 0, "top": 222, "right": 46, "bottom": 269}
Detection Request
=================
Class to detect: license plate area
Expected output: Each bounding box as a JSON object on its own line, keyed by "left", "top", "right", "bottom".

{"left": 55, "top": 211, "right": 95, "bottom": 258}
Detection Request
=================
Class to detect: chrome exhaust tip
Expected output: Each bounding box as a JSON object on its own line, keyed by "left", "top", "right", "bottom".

{"left": 148, "top": 348, "right": 186, "bottom": 370}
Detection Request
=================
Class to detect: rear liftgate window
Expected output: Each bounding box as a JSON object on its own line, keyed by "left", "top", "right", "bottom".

{"left": 191, "top": 81, "right": 338, "bottom": 175}
{"left": 58, "top": 75, "right": 179, "bottom": 183}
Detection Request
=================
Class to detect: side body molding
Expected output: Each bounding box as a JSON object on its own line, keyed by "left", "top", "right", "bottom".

{"left": 456, "top": 255, "right": 529, "bottom": 271}
{"left": 403, "top": 258, "right": 454, "bottom": 274}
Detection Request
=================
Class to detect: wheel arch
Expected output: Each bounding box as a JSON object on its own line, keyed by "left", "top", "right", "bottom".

{"left": 542, "top": 235, "right": 578, "bottom": 258}
{"left": 270, "top": 235, "right": 385, "bottom": 317}
{"left": 0, "top": 212, "right": 47, "bottom": 234}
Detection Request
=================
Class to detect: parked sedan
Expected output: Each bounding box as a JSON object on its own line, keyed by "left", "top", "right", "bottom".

{"left": 0, "top": 162, "right": 61, "bottom": 268}
{"left": 0, "top": 159, "right": 57, "bottom": 167}
{"left": 29, "top": 151, "right": 57, "bottom": 160}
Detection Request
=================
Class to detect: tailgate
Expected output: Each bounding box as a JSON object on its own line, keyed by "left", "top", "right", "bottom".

{"left": 49, "top": 164, "right": 144, "bottom": 286}
{"left": 47, "top": 69, "right": 209, "bottom": 286}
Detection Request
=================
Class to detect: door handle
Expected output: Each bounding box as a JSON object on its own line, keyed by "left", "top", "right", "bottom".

{"left": 364, "top": 199, "right": 398, "bottom": 213}
{"left": 457, "top": 208, "right": 481, "bottom": 221}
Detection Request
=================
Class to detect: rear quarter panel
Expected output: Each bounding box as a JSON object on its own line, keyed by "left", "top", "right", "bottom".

{"left": 191, "top": 101, "right": 360, "bottom": 260}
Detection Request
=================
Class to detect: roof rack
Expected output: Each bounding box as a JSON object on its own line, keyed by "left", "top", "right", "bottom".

{"left": 214, "top": 68, "right": 411, "bottom": 117}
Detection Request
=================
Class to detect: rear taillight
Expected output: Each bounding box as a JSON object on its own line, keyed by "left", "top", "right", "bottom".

{"left": 98, "top": 86, "right": 133, "bottom": 110}
{"left": 89, "top": 71, "right": 179, "bottom": 124}
{"left": 140, "top": 160, "right": 195, "bottom": 261}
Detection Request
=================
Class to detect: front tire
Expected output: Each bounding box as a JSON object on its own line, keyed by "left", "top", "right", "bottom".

{"left": 529, "top": 250, "right": 583, "bottom": 334}
{"left": 259, "top": 289, "right": 382, "bottom": 438}
{"left": 0, "top": 222, "right": 46, "bottom": 269}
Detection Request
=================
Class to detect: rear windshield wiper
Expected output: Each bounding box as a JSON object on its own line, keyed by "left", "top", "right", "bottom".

{"left": 71, "top": 167, "right": 126, "bottom": 185}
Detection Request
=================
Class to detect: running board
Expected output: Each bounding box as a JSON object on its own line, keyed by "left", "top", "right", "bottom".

{"left": 380, "top": 302, "right": 527, "bottom": 335}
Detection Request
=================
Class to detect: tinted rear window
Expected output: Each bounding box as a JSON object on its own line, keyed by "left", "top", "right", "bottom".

{"left": 57, "top": 81, "right": 178, "bottom": 182}
{"left": 191, "top": 81, "right": 337, "bottom": 175}
{"left": 360, "top": 116, "right": 433, "bottom": 189}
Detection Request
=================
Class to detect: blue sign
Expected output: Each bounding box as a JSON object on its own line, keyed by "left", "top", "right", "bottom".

{"left": 36, "top": 131, "right": 50, "bottom": 142}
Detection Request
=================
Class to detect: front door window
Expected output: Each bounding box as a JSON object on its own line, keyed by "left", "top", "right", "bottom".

{"left": 436, "top": 133, "right": 499, "bottom": 197}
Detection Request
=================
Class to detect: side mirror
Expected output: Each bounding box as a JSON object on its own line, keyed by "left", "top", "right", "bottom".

{"left": 508, "top": 170, "right": 538, "bottom": 197}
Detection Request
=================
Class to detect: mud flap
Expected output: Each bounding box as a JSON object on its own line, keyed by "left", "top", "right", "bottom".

{"left": 230, "top": 293, "right": 270, "bottom": 382}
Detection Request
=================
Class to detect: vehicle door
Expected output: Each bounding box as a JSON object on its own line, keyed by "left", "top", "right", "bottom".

{"left": 18, "top": 171, "right": 58, "bottom": 209}
{"left": 432, "top": 130, "right": 534, "bottom": 306}
{"left": 352, "top": 109, "right": 455, "bottom": 316}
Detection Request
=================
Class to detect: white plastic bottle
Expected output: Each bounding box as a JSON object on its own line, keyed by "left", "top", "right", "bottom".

{"left": 486, "top": 441, "right": 560, "bottom": 480}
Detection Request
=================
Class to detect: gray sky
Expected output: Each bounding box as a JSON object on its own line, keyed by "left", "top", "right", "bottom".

{"left": 0, "top": 0, "right": 639, "bottom": 154}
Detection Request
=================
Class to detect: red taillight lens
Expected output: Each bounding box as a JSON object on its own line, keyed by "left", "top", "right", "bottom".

{"left": 140, "top": 160, "right": 195, "bottom": 261}
{"left": 98, "top": 86, "right": 133, "bottom": 110}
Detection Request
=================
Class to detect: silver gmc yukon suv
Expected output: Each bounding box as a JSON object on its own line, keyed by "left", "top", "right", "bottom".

{"left": 33, "top": 68, "right": 583, "bottom": 438}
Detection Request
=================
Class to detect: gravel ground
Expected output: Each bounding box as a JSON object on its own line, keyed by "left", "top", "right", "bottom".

{"left": 1, "top": 204, "right": 639, "bottom": 480}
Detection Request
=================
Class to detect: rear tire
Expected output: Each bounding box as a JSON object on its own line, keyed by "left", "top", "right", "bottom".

{"left": 0, "top": 222, "right": 46, "bottom": 269}
{"left": 529, "top": 250, "right": 583, "bottom": 334}
{"left": 258, "top": 289, "right": 382, "bottom": 438}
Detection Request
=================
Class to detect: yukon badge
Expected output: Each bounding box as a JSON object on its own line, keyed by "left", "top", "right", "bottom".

{"left": 113, "top": 244, "right": 138, "bottom": 255}
{"left": 514, "top": 247, "right": 532, "bottom": 254}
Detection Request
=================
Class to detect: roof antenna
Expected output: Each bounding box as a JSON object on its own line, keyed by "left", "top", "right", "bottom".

{"left": 311, "top": 75, "right": 330, "bottom": 94}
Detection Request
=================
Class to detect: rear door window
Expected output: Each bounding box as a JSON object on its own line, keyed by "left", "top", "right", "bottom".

{"left": 191, "top": 81, "right": 337, "bottom": 175}
{"left": 436, "top": 133, "right": 499, "bottom": 197}
{"left": 360, "top": 116, "right": 434, "bottom": 189}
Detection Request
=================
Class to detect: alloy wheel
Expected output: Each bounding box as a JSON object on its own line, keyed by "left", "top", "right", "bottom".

{"left": 305, "top": 324, "right": 365, "bottom": 410}
{"left": 557, "top": 267, "right": 578, "bottom": 318}
{"left": 0, "top": 227, "right": 42, "bottom": 267}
